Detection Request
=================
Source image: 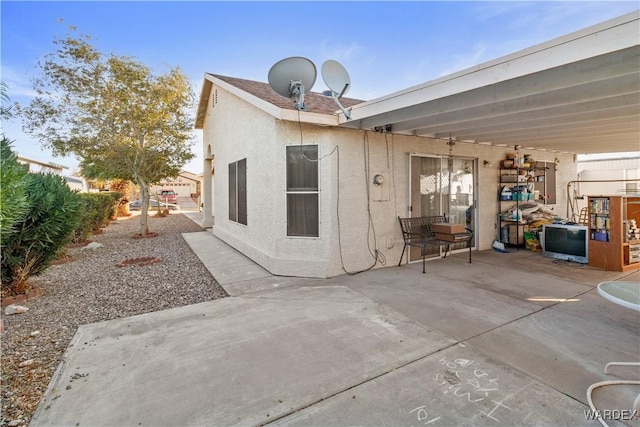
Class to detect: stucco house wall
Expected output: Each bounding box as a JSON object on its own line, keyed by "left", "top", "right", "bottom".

{"left": 200, "top": 77, "right": 575, "bottom": 278}
{"left": 313, "top": 128, "right": 573, "bottom": 277}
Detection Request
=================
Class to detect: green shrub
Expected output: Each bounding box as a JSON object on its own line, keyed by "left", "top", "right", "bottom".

{"left": 72, "top": 191, "right": 122, "bottom": 242}
{"left": 1, "top": 173, "right": 82, "bottom": 295}
{"left": 0, "top": 136, "right": 29, "bottom": 241}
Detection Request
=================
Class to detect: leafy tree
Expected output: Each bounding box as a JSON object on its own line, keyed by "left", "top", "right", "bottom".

{"left": 1, "top": 81, "right": 13, "bottom": 120}
{"left": 20, "top": 33, "right": 195, "bottom": 235}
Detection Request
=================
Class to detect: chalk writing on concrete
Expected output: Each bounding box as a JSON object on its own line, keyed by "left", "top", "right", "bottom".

{"left": 481, "top": 399, "right": 514, "bottom": 423}
{"left": 409, "top": 405, "right": 441, "bottom": 425}
{"left": 433, "top": 357, "right": 513, "bottom": 423}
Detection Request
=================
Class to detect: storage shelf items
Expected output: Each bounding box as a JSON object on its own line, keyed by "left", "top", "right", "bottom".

{"left": 588, "top": 195, "right": 640, "bottom": 272}
{"left": 589, "top": 197, "right": 611, "bottom": 242}
{"left": 498, "top": 160, "right": 555, "bottom": 246}
{"left": 533, "top": 161, "right": 557, "bottom": 205}
{"left": 499, "top": 167, "right": 528, "bottom": 247}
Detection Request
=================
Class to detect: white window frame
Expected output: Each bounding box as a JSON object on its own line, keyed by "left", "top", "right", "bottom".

{"left": 286, "top": 145, "right": 319, "bottom": 238}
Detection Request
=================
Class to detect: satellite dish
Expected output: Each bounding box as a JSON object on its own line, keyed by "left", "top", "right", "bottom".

{"left": 322, "top": 60, "right": 350, "bottom": 98}
{"left": 268, "top": 57, "right": 316, "bottom": 111}
{"left": 321, "top": 59, "right": 352, "bottom": 119}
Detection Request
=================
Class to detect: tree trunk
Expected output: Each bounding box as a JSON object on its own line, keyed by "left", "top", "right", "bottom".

{"left": 138, "top": 181, "right": 151, "bottom": 235}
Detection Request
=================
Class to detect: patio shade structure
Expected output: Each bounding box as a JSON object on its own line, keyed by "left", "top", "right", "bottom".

{"left": 339, "top": 11, "right": 640, "bottom": 155}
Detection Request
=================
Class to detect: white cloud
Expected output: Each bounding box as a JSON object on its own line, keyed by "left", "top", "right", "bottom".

{"left": 1, "top": 65, "right": 39, "bottom": 99}
{"left": 319, "top": 39, "right": 364, "bottom": 62}
{"left": 471, "top": 1, "right": 533, "bottom": 22}
{"left": 437, "top": 43, "right": 488, "bottom": 78}
{"left": 437, "top": 2, "right": 639, "bottom": 83}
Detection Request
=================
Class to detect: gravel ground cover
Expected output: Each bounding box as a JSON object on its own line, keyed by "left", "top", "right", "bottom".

{"left": 1, "top": 213, "right": 228, "bottom": 426}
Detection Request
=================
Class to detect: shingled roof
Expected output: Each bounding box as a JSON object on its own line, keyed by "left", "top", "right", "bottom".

{"left": 196, "top": 73, "right": 365, "bottom": 128}
{"left": 211, "top": 74, "right": 364, "bottom": 114}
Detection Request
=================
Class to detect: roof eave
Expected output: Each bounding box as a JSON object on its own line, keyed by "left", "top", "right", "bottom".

{"left": 196, "top": 73, "right": 340, "bottom": 128}
{"left": 195, "top": 75, "right": 213, "bottom": 129}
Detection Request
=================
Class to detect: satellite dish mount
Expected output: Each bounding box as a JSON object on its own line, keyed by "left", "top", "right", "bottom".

{"left": 268, "top": 57, "right": 317, "bottom": 111}
{"left": 321, "top": 60, "right": 352, "bottom": 120}
{"left": 288, "top": 80, "right": 306, "bottom": 111}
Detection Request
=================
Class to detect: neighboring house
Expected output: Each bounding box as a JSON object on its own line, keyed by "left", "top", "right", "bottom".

{"left": 152, "top": 170, "right": 200, "bottom": 198}
{"left": 571, "top": 155, "right": 640, "bottom": 220}
{"left": 196, "top": 12, "right": 638, "bottom": 279}
{"left": 17, "top": 156, "right": 91, "bottom": 192}
{"left": 17, "top": 156, "right": 66, "bottom": 175}
{"left": 85, "top": 179, "right": 111, "bottom": 192}
{"left": 64, "top": 175, "right": 89, "bottom": 192}
{"left": 577, "top": 156, "right": 640, "bottom": 196}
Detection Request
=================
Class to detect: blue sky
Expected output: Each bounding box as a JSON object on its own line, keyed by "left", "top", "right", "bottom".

{"left": 2, "top": 1, "right": 638, "bottom": 173}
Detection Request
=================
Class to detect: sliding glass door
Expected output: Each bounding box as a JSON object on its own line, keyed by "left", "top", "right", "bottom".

{"left": 408, "top": 155, "right": 476, "bottom": 262}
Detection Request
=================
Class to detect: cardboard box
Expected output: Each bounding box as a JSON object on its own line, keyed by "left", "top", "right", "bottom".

{"left": 431, "top": 223, "right": 466, "bottom": 234}
{"left": 435, "top": 232, "right": 469, "bottom": 242}
{"left": 508, "top": 224, "right": 529, "bottom": 245}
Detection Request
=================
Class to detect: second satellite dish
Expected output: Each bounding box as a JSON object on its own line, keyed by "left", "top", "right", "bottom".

{"left": 322, "top": 60, "right": 350, "bottom": 98}
{"left": 268, "top": 57, "right": 316, "bottom": 111}
{"left": 321, "top": 60, "right": 352, "bottom": 119}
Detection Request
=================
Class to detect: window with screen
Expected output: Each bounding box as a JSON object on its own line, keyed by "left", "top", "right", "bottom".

{"left": 286, "top": 145, "right": 318, "bottom": 237}
{"left": 228, "top": 158, "right": 247, "bottom": 225}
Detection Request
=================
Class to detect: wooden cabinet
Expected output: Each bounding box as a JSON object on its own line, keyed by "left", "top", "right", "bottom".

{"left": 588, "top": 195, "right": 640, "bottom": 272}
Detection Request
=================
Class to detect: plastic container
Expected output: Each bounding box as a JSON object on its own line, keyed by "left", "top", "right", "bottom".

{"left": 501, "top": 186, "right": 512, "bottom": 200}
{"left": 512, "top": 209, "right": 522, "bottom": 221}
{"left": 501, "top": 227, "right": 509, "bottom": 242}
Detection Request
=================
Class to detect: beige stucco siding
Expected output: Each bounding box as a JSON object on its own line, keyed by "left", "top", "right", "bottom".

{"left": 202, "top": 82, "right": 576, "bottom": 278}
{"left": 203, "top": 83, "right": 333, "bottom": 276}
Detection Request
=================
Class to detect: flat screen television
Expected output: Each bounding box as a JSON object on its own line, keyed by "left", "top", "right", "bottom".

{"left": 542, "top": 224, "right": 589, "bottom": 264}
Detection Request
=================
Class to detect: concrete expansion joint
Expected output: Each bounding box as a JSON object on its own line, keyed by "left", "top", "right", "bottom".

{"left": 260, "top": 342, "right": 462, "bottom": 426}
{"left": 240, "top": 294, "right": 374, "bottom": 304}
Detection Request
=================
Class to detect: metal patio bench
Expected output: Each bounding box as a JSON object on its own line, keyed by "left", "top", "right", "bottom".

{"left": 398, "top": 215, "right": 473, "bottom": 273}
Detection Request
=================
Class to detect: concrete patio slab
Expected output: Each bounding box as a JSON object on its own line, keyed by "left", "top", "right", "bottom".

{"left": 272, "top": 343, "right": 589, "bottom": 426}
{"left": 182, "top": 231, "right": 272, "bottom": 286}
{"left": 461, "top": 250, "right": 638, "bottom": 286}
{"left": 467, "top": 288, "right": 640, "bottom": 411}
{"left": 220, "top": 275, "right": 320, "bottom": 296}
{"left": 427, "top": 254, "right": 593, "bottom": 307}
{"left": 30, "top": 230, "right": 640, "bottom": 427}
{"left": 244, "top": 282, "right": 375, "bottom": 303}
{"left": 341, "top": 261, "right": 541, "bottom": 341}
{"left": 31, "top": 286, "right": 455, "bottom": 427}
